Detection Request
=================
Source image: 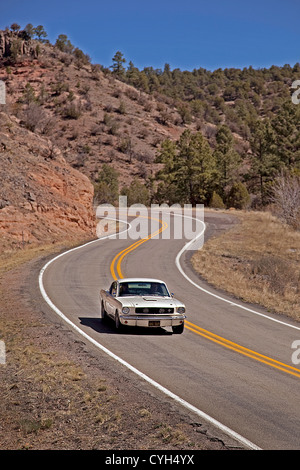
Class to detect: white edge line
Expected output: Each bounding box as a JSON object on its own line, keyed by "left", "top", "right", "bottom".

{"left": 174, "top": 215, "right": 300, "bottom": 332}
{"left": 38, "top": 214, "right": 261, "bottom": 451}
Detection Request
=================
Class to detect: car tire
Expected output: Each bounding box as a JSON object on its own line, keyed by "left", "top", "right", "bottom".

{"left": 172, "top": 323, "right": 184, "bottom": 334}
{"left": 101, "top": 302, "right": 108, "bottom": 321}
{"left": 115, "top": 311, "right": 122, "bottom": 331}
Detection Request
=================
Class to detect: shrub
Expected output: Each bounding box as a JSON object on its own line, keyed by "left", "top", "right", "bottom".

{"left": 63, "top": 101, "right": 82, "bottom": 119}
{"left": 250, "top": 255, "right": 297, "bottom": 295}
{"left": 22, "top": 102, "right": 46, "bottom": 132}
{"left": 227, "top": 182, "right": 250, "bottom": 209}
{"left": 94, "top": 164, "right": 119, "bottom": 205}
{"left": 270, "top": 172, "right": 300, "bottom": 230}
{"left": 121, "top": 178, "right": 150, "bottom": 206}
{"left": 118, "top": 101, "right": 126, "bottom": 115}
{"left": 118, "top": 137, "right": 132, "bottom": 154}
{"left": 209, "top": 191, "right": 225, "bottom": 209}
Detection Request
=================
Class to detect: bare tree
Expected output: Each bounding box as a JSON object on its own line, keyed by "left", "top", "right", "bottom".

{"left": 22, "top": 102, "right": 46, "bottom": 132}
{"left": 271, "top": 172, "right": 300, "bottom": 229}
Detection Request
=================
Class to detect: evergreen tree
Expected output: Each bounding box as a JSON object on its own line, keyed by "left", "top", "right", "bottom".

{"left": 209, "top": 191, "right": 225, "bottom": 209}
{"left": 73, "top": 47, "right": 91, "bottom": 66}
{"left": 249, "top": 118, "right": 279, "bottom": 205}
{"left": 227, "top": 182, "right": 250, "bottom": 209}
{"left": 214, "top": 124, "right": 241, "bottom": 194}
{"left": 271, "top": 101, "right": 300, "bottom": 168}
{"left": 10, "top": 23, "right": 21, "bottom": 32}
{"left": 34, "top": 25, "right": 47, "bottom": 42}
{"left": 94, "top": 164, "right": 119, "bottom": 205}
{"left": 55, "top": 34, "right": 74, "bottom": 53}
{"left": 126, "top": 61, "right": 140, "bottom": 87}
{"left": 121, "top": 178, "right": 150, "bottom": 206}
{"left": 111, "top": 51, "right": 126, "bottom": 79}
{"left": 24, "top": 23, "right": 35, "bottom": 39}
{"left": 156, "top": 130, "right": 218, "bottom": 205}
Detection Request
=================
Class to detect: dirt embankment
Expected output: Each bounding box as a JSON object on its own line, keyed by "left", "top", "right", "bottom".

{"left": 0, "top": 111, "right": 96, "bottom": 253}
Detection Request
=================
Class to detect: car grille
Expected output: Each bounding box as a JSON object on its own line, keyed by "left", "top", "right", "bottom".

{"left": 135, "top": 307, "right": 174, "bottom": 314}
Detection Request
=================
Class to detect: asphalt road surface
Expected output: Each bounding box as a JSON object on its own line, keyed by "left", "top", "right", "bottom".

{"left": 40, "top": 210, "right": 300, "bottom": 450}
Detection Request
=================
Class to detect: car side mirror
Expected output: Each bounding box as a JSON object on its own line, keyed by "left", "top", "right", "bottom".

{"left": 171, "top": 293, "right": 174, "bottom": 297}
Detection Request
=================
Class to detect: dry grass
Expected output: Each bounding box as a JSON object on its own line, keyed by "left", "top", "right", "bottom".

{"left": 0, "top": 237, "right": 92, "bottom": 276}
{"left": 192, "top": 210, "right": 300, "bottom": 321}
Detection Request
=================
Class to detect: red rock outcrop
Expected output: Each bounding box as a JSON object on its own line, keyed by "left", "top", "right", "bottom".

{"left": 0, "top": 112, "right": 96, "bottom": 248}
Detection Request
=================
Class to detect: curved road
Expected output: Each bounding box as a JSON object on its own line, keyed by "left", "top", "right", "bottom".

{"left": 40, "top": 211, "right": 300, "bottom": 450}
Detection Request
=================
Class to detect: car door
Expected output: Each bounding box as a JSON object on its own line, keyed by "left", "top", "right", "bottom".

{"left": 106, "top": 281, "right": 117, "bottom": 317}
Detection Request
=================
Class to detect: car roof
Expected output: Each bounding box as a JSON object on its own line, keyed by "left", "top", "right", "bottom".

{"left": 118, "top": 278, "right": 165, "bottom": 284}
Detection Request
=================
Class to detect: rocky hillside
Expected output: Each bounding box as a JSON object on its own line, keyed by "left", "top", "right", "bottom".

{"left": 0, "top": 111, "right": 95, "bottom": 249}
{"left": 0, "top": 28, "right": 193, "bottom": 248}
{"left": 1, "top": 26, "right": 298, "bottom": 249}
{"left": 0, "top": 29, "right": 194, "bottom": 186}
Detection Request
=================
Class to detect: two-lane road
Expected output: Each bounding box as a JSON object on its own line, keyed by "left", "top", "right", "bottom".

{"left": 40, "top": 211, "right": 300, "bottom": 450}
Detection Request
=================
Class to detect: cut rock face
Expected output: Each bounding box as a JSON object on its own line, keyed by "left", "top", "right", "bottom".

{"left": 0, "top": 112, "right": 96, "bottom": 247}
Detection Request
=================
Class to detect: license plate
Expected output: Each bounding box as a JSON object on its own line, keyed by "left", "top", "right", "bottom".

{"left": 149, "top": 321, "right": 160, "bottom": 327}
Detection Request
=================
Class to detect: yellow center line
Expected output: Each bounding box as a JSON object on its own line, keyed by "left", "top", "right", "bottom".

{"left": 110, "top": 216, "right": 168, "bottom": 280}
{"left": 109, "top": 213, "right": 300, "bottom": 379}
{"left": 185, "top": 321, "right": 300, "bottom": 379}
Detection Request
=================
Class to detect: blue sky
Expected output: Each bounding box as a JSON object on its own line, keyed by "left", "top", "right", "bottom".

{"left": 1, "top": 0, "right": 299, "bottom": 71}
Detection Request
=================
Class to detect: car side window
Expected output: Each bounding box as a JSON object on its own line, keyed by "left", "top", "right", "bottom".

{"left": 110, "top": 282, "right": 117, "bottom": 296}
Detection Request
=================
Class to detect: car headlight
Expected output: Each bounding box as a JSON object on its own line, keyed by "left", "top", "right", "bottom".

{"left": 122, "top": 307, "right": 130, "bottom": 314}
{"left": 177, "top": 307, "right": 185, "bottom": 314}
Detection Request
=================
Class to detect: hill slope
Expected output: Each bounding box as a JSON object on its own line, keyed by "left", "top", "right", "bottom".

{"left": 0, "top": 27, "right": 299, "bottom": 247}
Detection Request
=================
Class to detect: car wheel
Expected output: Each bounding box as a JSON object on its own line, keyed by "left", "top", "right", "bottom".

{"left": 115, "top": 311, "right": 122, "bottom": 331}
{"left": 101, "top": 302, "right": 108, "bottom": 321}
{"left": 172, "top": 323, "right": 184, "bottom": 334}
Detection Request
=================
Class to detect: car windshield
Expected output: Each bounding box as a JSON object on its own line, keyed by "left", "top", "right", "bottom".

{"left": 119, "top": 281, "right": 169, "bottom": 297}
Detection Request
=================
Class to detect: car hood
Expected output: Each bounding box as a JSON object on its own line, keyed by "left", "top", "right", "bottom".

{"left": 118, "top": 296, "right": 185, "bottom": 308}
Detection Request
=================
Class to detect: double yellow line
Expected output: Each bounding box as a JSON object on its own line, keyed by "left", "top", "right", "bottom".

{"left": 109, "top": 213, "right": 300, "bottom": 379}
{"left": 185, "top": 322, "right": 300, "bottom": 379}
{"left": 110, "top": 216, "right": 168, "bottom": 280}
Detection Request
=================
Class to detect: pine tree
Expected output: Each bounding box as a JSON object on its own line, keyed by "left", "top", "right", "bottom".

{"left": 10, "top": 23, "right": 21, "bottom": 32}
{"left": 34, "top": 25, "right": 47, "bottom": 42}
{"left": 111, "top": 51, "right": 126, "bottom": 79}
{"left": 94, "top": 164, "right": 119, "bottom": 205}
{"left": 209, "top": 191, "right": 225, "bottom": 209}
{"left": 214, "top": 124, "right": 241, "bottom": 194}
{"left": 55, "top": 34, "right": 74, "bottom": 53}
{"left": 271, "top": 101, "right": 300, "bottom": 168}
{"left": 24, "top": 23, "right": 35, "bottom": 39}
{"left": 121, "top": 178, "right": 150, "bottom": 206}
{"left": 249, "top": 118, "right": 279, "bottom": 205}
{"left": 227, "top": 182, "right": 250, "bottom": 209}
{"left": 156, "top": 130, "right": 218, "bottom": 205}
{"left": 126, "top": 61, "right": 141, "bottom": 87}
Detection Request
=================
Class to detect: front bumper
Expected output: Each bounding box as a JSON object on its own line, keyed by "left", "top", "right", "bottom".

{"left": 119, "top": 314, "right": 186, "bottom": 327}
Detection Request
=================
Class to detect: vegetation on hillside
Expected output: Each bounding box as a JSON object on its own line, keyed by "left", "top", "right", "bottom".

{"left": 1, "top": 24, "right": 300, "bottom": 229}
{"left": 117, "top": 52, "right": 300, "bottom": 216}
